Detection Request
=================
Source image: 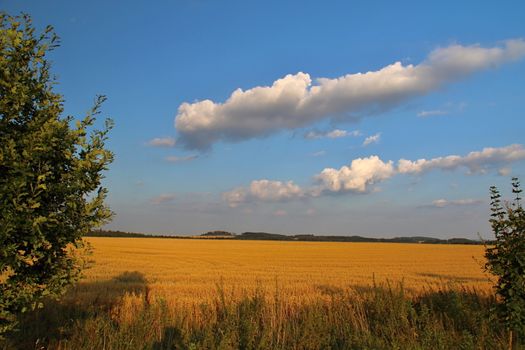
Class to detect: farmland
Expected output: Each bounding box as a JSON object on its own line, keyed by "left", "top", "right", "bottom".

{"left": 4, "top": 237, "right": 512, "bottom": 349}
{"left": 81, "top": 237, "right": 492, "bottom": 305}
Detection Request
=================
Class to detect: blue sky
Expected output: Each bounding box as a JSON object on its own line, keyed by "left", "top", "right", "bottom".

{"left": 5, "top": 0, "right": 525, "bottom": 238}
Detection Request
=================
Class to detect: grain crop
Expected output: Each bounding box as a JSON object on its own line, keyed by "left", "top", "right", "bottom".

{"left": 78, "top": 237, "right": 492, "bottom": 306}
{"left": 6, "top": 237, "right": 507, "bottom": 349}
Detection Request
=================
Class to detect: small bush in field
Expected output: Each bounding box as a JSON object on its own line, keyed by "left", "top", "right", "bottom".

{"left": 485, "top": 177, "right": 525, "bottom": 347}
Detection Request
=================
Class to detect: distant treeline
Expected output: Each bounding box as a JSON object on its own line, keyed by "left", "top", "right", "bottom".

{"left": 87, "top": 230, "right": 150, "bottom": 238}
{"left": 86, "top": 230, "right": 185, "bottom": 239}
{"left": 236, "top": 232, "right": 482, "bottom": 244}
{"left": 86, "top": 230, "right": 484, "bottom": 244}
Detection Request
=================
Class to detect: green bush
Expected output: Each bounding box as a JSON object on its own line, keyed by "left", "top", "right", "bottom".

{"left": 0, "top": 13, "right": 113, "bottom": 336}
{"left": 485, "top": 177, "right": 525, "bottom": 348}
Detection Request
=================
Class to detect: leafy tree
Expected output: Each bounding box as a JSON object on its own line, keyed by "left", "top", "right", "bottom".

{"left": 485, "top": 177, "right": 525, "bottom": 348}
{"left": 0, "top": 14, "right": 113, "bottom": 335}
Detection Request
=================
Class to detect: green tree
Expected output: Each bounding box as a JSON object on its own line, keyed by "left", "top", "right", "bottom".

{"left": 0, "top": 14, "right": 113, "bottom": 335}
{"left": 485, "top": 177, "right": 525, "bottom": 349}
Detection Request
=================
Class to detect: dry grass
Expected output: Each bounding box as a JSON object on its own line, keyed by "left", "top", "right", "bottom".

{"left": 79, "top": 237, "right": 492, "bottom": 307}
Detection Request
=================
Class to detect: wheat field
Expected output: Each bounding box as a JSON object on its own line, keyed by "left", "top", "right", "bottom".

{"left": 6, "top": 237, "right": 506, "bottom": 349}
{"left": 77, "top": 237, "right": 493, "bottom": 307}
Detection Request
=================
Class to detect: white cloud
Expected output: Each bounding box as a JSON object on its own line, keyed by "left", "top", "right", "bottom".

{"left": 417, "top": 110, "right": 449, "bottom": 117}
{"left": 223, "top": 180, "right": 304, "bottom": 207}
{"left": 417, "top": 101, "right": 467, "bottom": 118}
{"left": 363, "top": 133, "right": 381, "bottom": 146}
{"left": 315, "top": 156, "right": 395, "bottom": 193}
{"left": 165, "top": 155, "right": 199, "bottom": 163}
{"left": 327, "top": 129, "right": 353, "bottom": 138}
{"left": 305, "top": 129, "right": 361, "bottom": 139}
{"left": 223, "top": 144, "right": 525, "bottom": 206}
{"left": 175, "top": 39, "right": 525, "bottom": 150}
{"left": 223, "top": 156, "right": 394, "bottom": 206}
{"left": 151, "top": 194, "right": 177, "bottom": 205}
{"left": 250, "top": 180, "right": 303, "bottom": 200}
{"left": 431, "top": 198, "right": 483, "bottom": 208}
{"left": 222, "top": 187, "right": 248, "bottom": 208}
{"left": 147, "top": 137, "right": 176, "bottom": 147}
{"left": 397, "top": 144, "right": 525, "bottom": 175}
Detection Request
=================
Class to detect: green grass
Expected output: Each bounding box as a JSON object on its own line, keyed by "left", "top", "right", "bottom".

{"left": 1, "top": 275, "right": 521, "bottom": 349}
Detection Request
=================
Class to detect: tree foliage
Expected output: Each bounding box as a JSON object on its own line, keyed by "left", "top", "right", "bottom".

{"left": 485, "top": 177, "right": 525, "bottom": 344}
{"left": 0, "top": 14, "right": 113, "bottom": 335}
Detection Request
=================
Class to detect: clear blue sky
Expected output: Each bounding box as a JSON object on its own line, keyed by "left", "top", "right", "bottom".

{"left": 4, "top": 0, "right": 525, "bottom": 238}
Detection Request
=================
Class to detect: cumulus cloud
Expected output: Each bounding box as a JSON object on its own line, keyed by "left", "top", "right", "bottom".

{"left": 305, "top": 129, "right": 360, "bottom": 139}
{"left": 151, "top": 194, "right": 177, "bottom": 205}
{"left": 147, "top": 137, "right": 176, "bottom": 147}
{"left": 430, "top": 198, "right": 483, "bottom": 208}
{"left": 175, "top": 39, "right": 525, "bottom": 150}
{"left": 223, "top": 156, "right": 395, "bottom": 206}
{"left": 223, "top": 180, "right": 304, "bottom": 207}
{"left": 397, "top": 144, "right": 525, "bottom": 175}
{"left": 363, "top": 133, "right": 381, "bottom": 146}
{"left": 223, "top": 144, "right": 525, "bottom": 206}
{"left": 315, "top": 156, "right": 395, "bottom": 194}
{"left": 165, "top": 155, "right": 199, "bottom": 163}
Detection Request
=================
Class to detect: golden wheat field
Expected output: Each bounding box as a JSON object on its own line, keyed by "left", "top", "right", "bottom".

{"left": 72, "top": 237, "right": 493, "bottom": 309}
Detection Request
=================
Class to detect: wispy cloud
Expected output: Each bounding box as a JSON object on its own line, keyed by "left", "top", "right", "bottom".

{"left": 498, "top": 167, "right": 512, "bottom": 176}
{"left": 417, "top": 110, "right": 449, "bottom": 117}
{"left": 151, "top": 194, "right": 177, "bottom": 205}
{"left": 174, "top": 39, "right": 525, "bottom": 150}
{"left": 147, "top": 137, "right": 176, "bottom": 147}
{"left": 310, "top": 150, "right": 326, "bottom": 157}
{"left": 305, "top": 129, "right": 360, "bottom": 140}
{"left": 430, "top": 198, "right": 483, "bottom": 208}
{"left": 417, "top": 102, "right": 467, "bottom": 118}
{"left": 363, "top": 133, "right": 381, "bottom": 146}
{"left": 165, "top": 155, "right": 198, "bottom": 163}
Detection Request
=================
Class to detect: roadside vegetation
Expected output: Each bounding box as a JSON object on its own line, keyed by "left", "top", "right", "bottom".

{"left": 2, "top": 280, "right": 511, "bottom": 349}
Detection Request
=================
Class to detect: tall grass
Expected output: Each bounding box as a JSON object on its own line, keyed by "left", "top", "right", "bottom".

{"left": 2, "top": 276, "right": 518, "bottom": 350}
